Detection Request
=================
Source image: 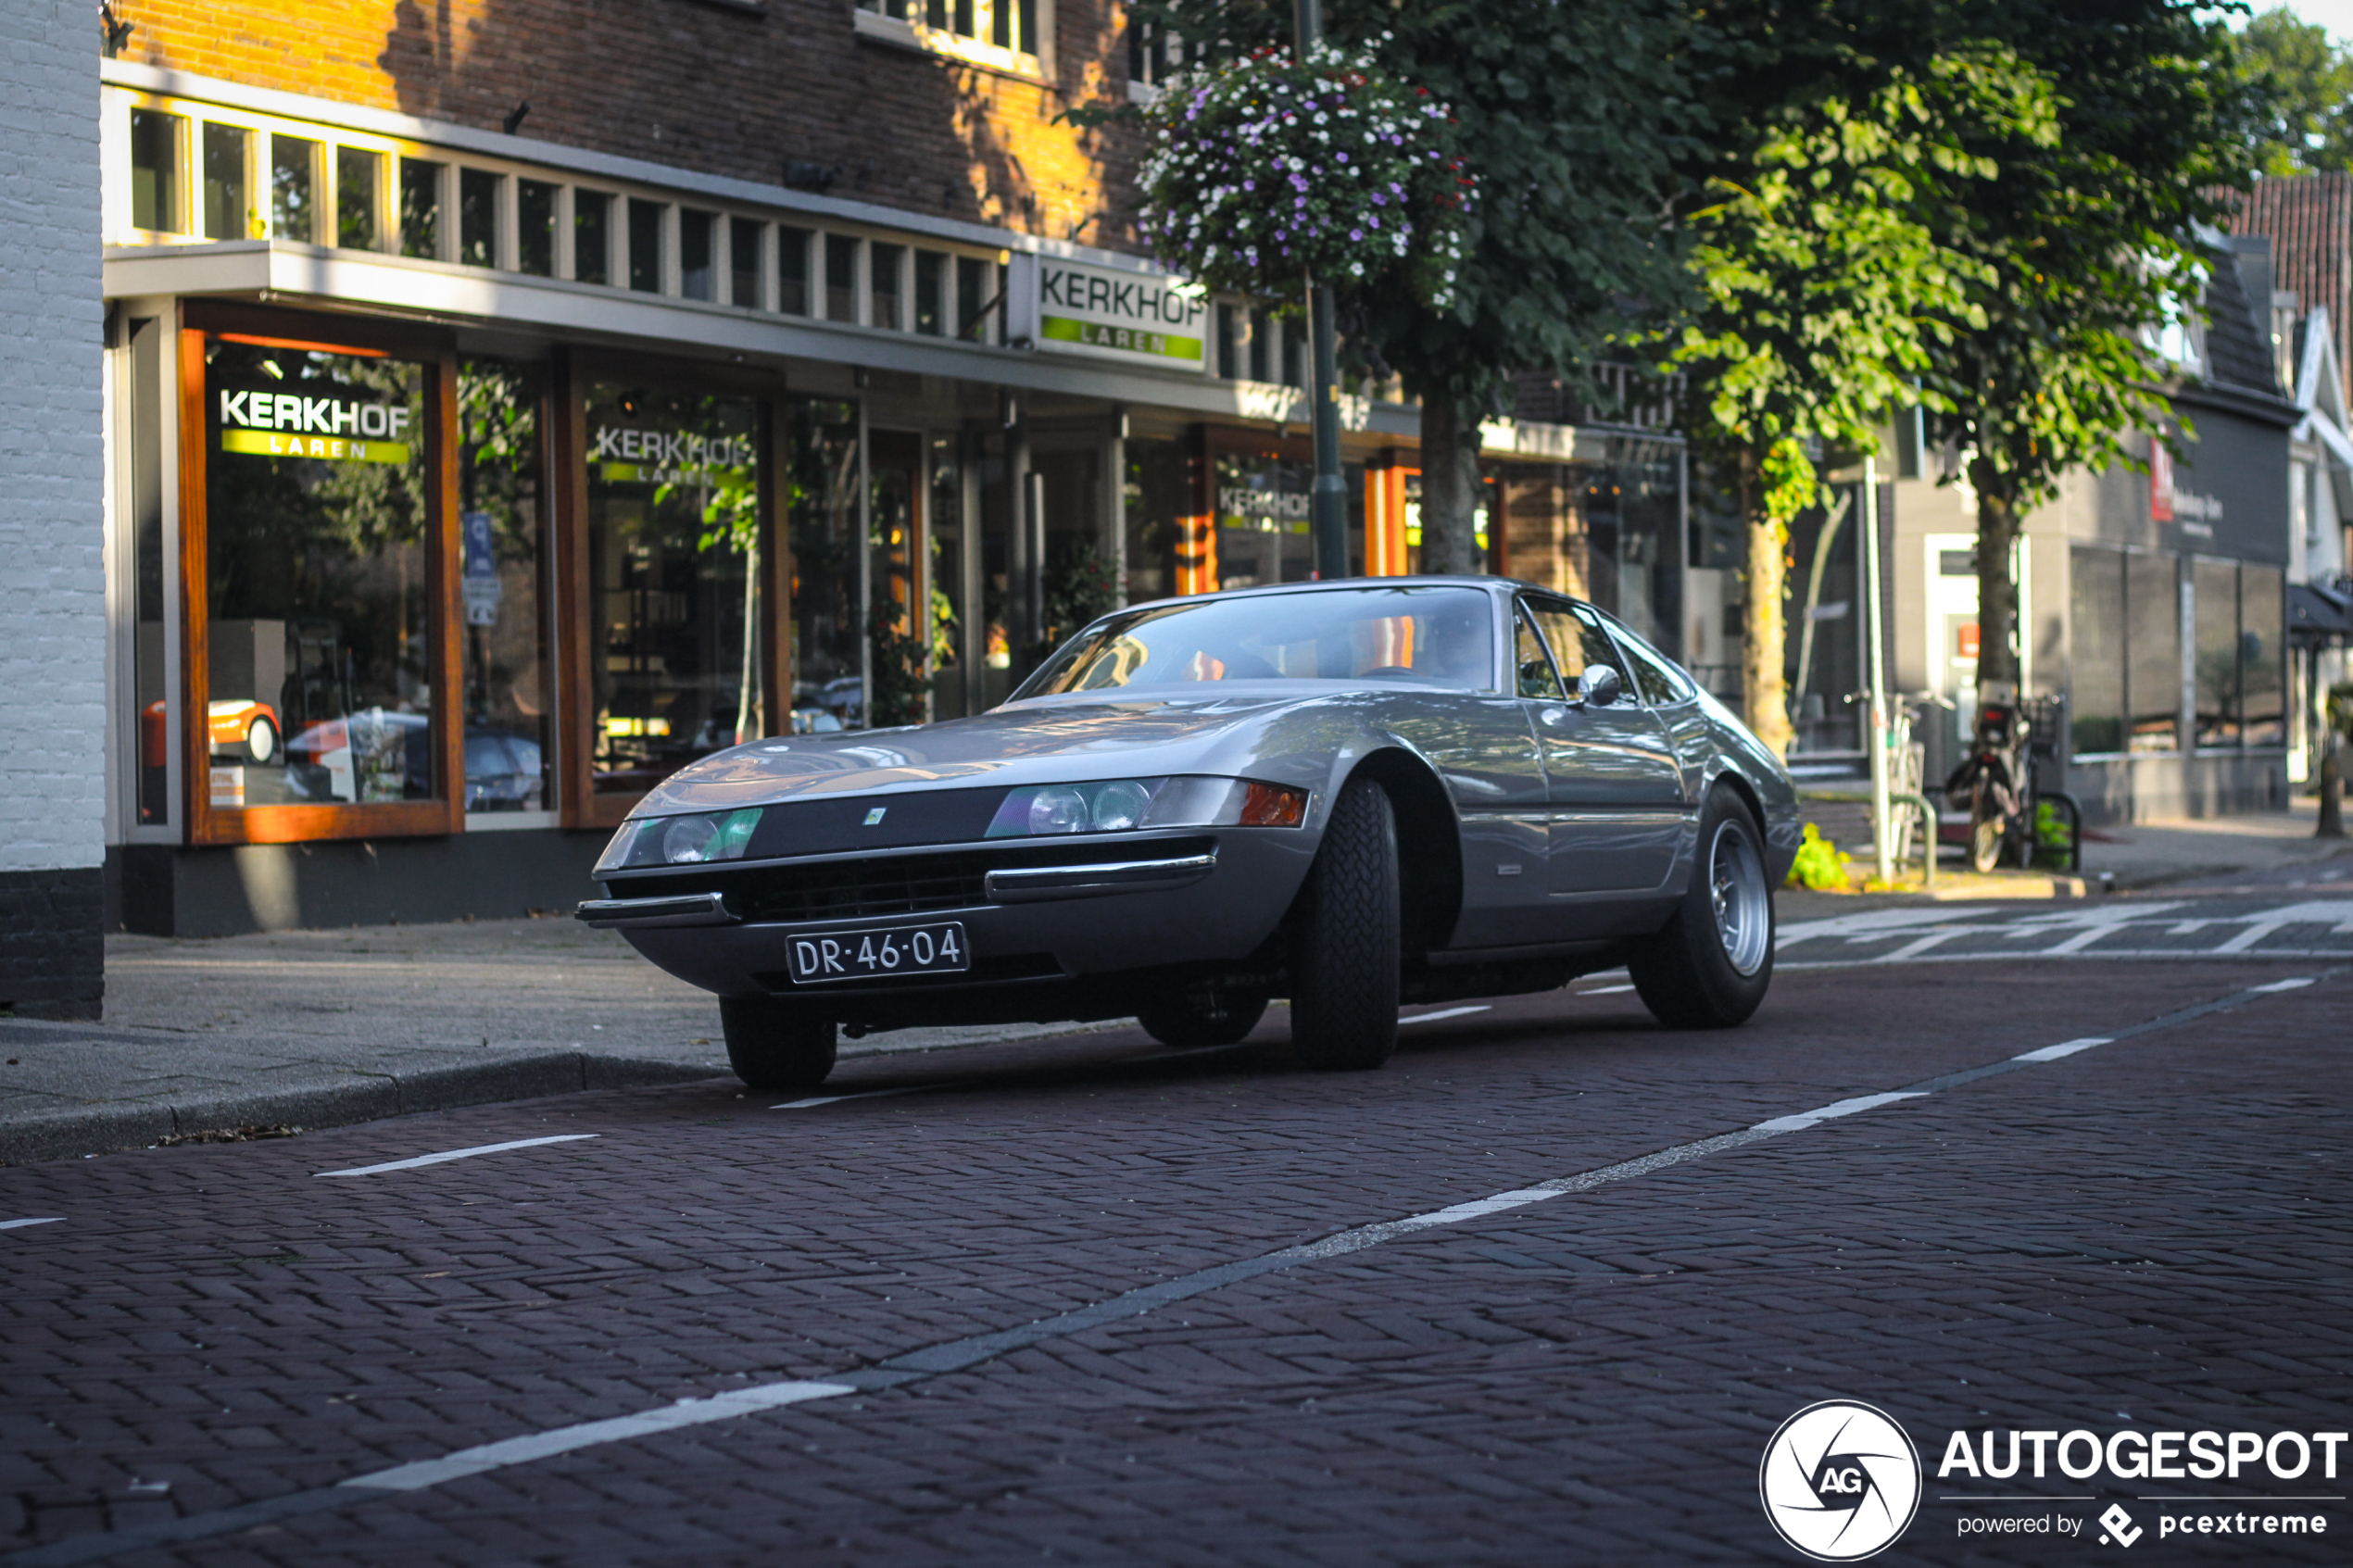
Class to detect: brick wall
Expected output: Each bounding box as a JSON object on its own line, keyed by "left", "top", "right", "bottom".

{"left": 0, "top": 0, "right": 105, "bottom": 1015}
{"left": 114, "top": 0, "right": 1149, "bottom": 250}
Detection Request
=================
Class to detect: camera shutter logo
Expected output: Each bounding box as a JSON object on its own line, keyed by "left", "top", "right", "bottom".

{"left": 1759, "top": 1399, "right": 1922, "bottom": 1561}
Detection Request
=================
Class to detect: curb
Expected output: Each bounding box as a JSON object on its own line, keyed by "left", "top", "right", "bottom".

{"left": 0, "top": 1051, "right": 724, "bottom": 1168}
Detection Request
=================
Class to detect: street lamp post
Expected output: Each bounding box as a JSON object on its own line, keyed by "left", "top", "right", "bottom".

{"left": 1295, "top": 0, "right": 1349, "bottom": 581}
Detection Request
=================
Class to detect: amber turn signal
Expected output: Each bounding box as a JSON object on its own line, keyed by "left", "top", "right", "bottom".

{"left": 1239, "top": 781, "right": 1308, "bottom": 827}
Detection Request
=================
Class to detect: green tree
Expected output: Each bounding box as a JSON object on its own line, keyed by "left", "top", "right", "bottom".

{"left": 1922, "top": 1, "right": 2264, "bottom": 711}
{"left": 1672, "top": 37, "right": 2054, "bottom": 754}
{"left": 2237, "top": 6, "right": 2353, "bottom": 175}
{"left": 1116, "top": 0, "right": 1699, "bottom": 573}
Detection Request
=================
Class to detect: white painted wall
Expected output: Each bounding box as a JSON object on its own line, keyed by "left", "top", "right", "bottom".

{"left": 0, "top": 0, "right": 104, "bottom": 874}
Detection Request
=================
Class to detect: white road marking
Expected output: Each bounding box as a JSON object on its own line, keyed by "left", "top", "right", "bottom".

{"left": 2042, "top": 925, "right": 2118, "bottom": 955}
{"left": 2012, "top": 1036, "right": 2112, "bottom": 1062}
{"left": 1579, "top": 984, "right": 1638, "bottom": 995}
{"left": 1876, "top": 930, "right": 1964, "bottom": 963}
{"left": 2252, "top": 976, "right": 2318, "bottom": 993}
{"left": 314, "top": 1135, "right": 599, "bottom": 1178}
{"left": 773, "top": 1085, "right": 933, "bottom": 1110}
{"left": 2214, "top": 921, "right": 2291, "bottom": 954}
{"left": 1749, "top": 1091, "right": 1928, "bottom": 1134}
{"left": 0, "top": 1217, "right": 64, "bottom": 1232}
{"left": 1398, "top": 1006, "right": 1491, "bottom": 1025}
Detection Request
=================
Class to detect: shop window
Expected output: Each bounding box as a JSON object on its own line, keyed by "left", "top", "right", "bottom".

{"left": 458, "top": 359, "right": 552, "bottom": 813}
{"left": 1036, "top": 448, "right": 1110, "bottom": 644}
{"left": 2241, "top": 565, "right": 2285, "bottom": 747}
{"left": 826, "top": 234, "right": 860, "bottom": 322}
{"left": 586, "top": 385, "right": 762, "bottom": 792}
{"left": 680, "top": 208, "right": 715, "bottom": 301}
{"left": 573, "top": 192, "right": 612, "bottom": 285}
{"left": 872, "top": 243, "right": 905, "bottom": 330}
{"left": 2126, "top": 551, "right": 2180, "bottom": 752}
{"left": 786, "top": 398, "right": 863, "bottom": 730}
{"left": 777, "top": 226, "right": 812, "bottom": 315}
{"left": 129, "top": 319, "right": 170, "bottom": 824}
{"left": 400, "top": 158, "right": 444, "bottom": 258}
{"left": 517, "top": 180, "right": 556, "bottom": 276}
{"left": 928, "top": 434, "right": 967, "bottom": 719}
{"left": 627, "top": 199, "right": 663, "bottom": 292}
{"left": 130, "top": 107, "right": 182, "bottom": 232}
{"left": 271, "top": 135, "right": 319, "bottom": 244}
{"left": 337, "top": 146, "right": 382, "bottom": 250}
{"left": 202, "top": 123, "right": 249, "bottom": 241}
{"left": 2069, "top": 546, "right": 2125, "bottom": 754}
{"left": 871, "top": 431, "right": 925, "bottom": 725}
{"left": 203, "top": 335, "right": 435, "bottom": 812}
{"left": 955, "top": 255, "right": 990, "bottom": 341}
{"left": 2194, "top": 557, "right": 2241, "bottom": 747}
{"left": 914, "top": 252, "right": 946, "bottom": 335}
{"left": 459, "top": 169, "right": 499, "bottom": 268}
{"left": 1123, "top": 435, "right": 1191, "bottom": 602}
{"left": 730, "top": 218, "right": 761, "bottom": 308}
{"left": 1213, "top": 443, "right": 1312, "bottom": 590}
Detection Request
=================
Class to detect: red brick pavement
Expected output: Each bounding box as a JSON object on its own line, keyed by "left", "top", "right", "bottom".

{"left": 1, "top": 961, "right": 2346, "bottom": 1564}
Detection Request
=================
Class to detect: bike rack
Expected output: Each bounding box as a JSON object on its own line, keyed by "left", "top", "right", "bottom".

{"left": 1888, "top": 792, "right": 1938, "bottom": 889}
{"left": 2039, "top": 789, "right": 2084, "bottom": 873}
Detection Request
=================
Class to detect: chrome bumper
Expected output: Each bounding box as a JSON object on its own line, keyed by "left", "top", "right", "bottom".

{"left": 575, "top": 891, "right": 734, "bottom": 930}
{"left": 982, "top": 850, "right": 1217, "bottom": 902}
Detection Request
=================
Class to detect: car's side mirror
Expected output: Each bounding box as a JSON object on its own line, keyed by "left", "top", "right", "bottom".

{"left": 1576, "top": 665, "right": 1623, "bottom": 708}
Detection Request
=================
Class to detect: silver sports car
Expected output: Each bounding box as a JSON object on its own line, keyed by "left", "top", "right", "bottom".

{"left": 581, "top": 577, "right": 1802, "bottom": 1089}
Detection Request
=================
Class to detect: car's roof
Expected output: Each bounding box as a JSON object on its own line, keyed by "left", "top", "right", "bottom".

{"left": 1116, "top": 574, "right": 1584, "bottom": 619}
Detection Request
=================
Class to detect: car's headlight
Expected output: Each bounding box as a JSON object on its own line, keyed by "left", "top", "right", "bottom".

{"left": 985, "top": 776, "right": 1308, "bottom": 837}
{"left": 595, "top": 807, "right": 762, "bottom": 874}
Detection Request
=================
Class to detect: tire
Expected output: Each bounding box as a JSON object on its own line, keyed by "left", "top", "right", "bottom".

{"left": 245, "top": 716, "right": 278, "bottom": 766}
{"left": 1137, "top": 990, "right": 1267, "bottom": 1047}
{"left": 718, "top": 996, "right": 837, "bottom": 1091}
{"left": 1629, "top": 787, "right": 1775, "bottom": 1030}
{"left": 1288, "top": 776, "right": 1400, "bottom": 1071}
{"left": 1969, "top": 805, "right": 2004, "bottom": 875}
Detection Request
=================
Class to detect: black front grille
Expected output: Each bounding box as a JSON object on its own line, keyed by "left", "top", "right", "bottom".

{"left": 610, "top": 835, "right": 1217, "bottom": 925}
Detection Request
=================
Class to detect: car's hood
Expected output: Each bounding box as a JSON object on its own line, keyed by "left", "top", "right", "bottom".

{"left": 631, "top": 688, "right": 1346, "bottom": 816}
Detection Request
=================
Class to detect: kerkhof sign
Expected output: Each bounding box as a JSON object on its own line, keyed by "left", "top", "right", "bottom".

{"left": 219, "top": 388, "right": 413, "bottom": 464}
{"left": 1033, "top": 257, "right": 1208, "bottom": 370}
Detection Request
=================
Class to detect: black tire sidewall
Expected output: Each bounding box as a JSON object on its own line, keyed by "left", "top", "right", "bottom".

{"left": 1289, "top": 777, "right": 1401, "bottom": 1070}
{"left": 718, "top": 996, "right": 837, "bottom": 1090}
{"left": 1631, "top": 787, "right": 1774, "bottom": 1029}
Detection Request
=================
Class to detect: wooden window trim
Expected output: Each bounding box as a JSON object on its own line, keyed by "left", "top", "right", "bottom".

{"left": 179, "top": 302, "right": 462, "bottom": 847}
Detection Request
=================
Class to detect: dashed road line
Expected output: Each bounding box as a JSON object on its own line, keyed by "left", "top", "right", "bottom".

{"left": 773, "top": 1085, "right": 936, "bottom": 1111}
{"left": 1398, "top": 1005, "right": 1491, "bottom": 1025}
{"left": 313, "top": 1135, "right": 599, "bottom": 1178}
{"left": 11, "top": 971, "right": 2333, "bottom": 1568}
{"left": 0, "top": 1217, "right": 63, "bottom": 1232}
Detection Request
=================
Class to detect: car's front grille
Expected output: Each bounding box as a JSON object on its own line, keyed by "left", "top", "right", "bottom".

{"left": 609, "top": 835, "right": 1217, "bottom": 924}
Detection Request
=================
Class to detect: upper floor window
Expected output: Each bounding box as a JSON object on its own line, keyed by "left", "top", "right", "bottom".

{"left": 854, "top": 0, "right": 1044, "bottom": 76}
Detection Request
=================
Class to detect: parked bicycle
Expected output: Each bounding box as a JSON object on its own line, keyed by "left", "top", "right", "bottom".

{"left": 1944, "top": 687, "right": 2036, "bottom": 873}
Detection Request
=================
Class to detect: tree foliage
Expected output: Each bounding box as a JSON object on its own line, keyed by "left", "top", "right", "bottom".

{"left": 2236, "top": 5, "right": 2353, "bottom": 177}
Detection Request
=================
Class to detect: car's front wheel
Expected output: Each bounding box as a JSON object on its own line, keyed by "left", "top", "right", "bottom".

{"left": 718, "top": 997, "right": 837, "bottom": 1091}
{"left": 1137, "top": 989, "right": 1266, "bottom": 1048}
{"left": 1629, "top": 787, "right": 1774, "bottom": 1029}
{"left": 1288, "top": 776, "right": 1400, "bottom": 1071}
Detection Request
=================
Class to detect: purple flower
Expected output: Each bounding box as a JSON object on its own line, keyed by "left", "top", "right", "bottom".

{"left": 1350, "top": 229, "right": 1364, "bottom": 241}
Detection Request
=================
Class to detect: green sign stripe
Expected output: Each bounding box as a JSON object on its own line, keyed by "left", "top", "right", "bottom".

{"left": 222, "top": 428, "right": 411, "bottom": 464}
{"left": 1039, "top": 315, "right": 1202, "bottom": 361}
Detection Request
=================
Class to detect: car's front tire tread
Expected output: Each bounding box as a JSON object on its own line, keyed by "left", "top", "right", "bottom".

{"left": 718, "top": 997, "right": 837, "bottom": 1091}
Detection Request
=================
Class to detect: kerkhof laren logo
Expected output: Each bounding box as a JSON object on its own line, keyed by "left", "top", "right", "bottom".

{"left": 1760, "top": 1400, "right": 1924, "bottom": 1561}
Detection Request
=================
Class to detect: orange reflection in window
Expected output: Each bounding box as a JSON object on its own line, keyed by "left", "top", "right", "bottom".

{"left": 1179, "top": 650, "right": 1227, "bottom": 681}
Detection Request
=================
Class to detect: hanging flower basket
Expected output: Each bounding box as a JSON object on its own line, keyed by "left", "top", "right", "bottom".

{"left": 1137, "top": 41, "right": 1474, "bottom": 311}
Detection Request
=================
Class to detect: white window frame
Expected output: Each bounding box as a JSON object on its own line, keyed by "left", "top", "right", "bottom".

{"left": 852, "top": 0, "right": 1051, "bottom": 82}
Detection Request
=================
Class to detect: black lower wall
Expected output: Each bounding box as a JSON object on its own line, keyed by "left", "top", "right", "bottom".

{"left": 1, "top": 865, "right": 104, "bottom": 1020}
{"left": 107, "top": 830, "right": 610, "bottom": 938}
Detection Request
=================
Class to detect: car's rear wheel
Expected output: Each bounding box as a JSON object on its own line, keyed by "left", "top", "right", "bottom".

{"left": 245, "top": 716, "right": 278, "bottom": 766}
{"left": 718, "top": 997, "right": 837, "bottom": 1091}
{"left": 1137, "top": 989, "right": 1267, "bottom": 1048}
{"left": 1289, "top": 776, "right": 1400, "bottom": 1071}
{"left": 1629, "top": 787, "right": 1774, "bottom": 1029}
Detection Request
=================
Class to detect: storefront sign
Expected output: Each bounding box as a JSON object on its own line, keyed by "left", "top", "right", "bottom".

{"left": 590, "top": 424, "right": 757, "bottom": 485}
{"left": 1034, "top": 258, "right": 1207, "bottom": 370}
{"left": 219, "top": 389, "right": 412, "bottom": 463}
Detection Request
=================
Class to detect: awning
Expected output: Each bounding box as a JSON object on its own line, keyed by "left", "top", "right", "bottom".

{"left": 2289, "top": 581, "right": 2353, "bottom": 644}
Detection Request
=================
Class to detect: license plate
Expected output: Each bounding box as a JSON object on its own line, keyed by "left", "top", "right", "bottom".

{"left": 785, "top": 922, "right": 970, "bottom": 985}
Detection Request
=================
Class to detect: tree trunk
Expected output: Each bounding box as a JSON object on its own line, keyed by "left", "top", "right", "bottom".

{"left": 1741, "top": 450, "right": 1793, "bottom": 759}
{"left": 1970, "top": 460, "right": 2021, "bottom": 705}
{"left": 1417, "top": 394, "right": 1484, "bottom": 575}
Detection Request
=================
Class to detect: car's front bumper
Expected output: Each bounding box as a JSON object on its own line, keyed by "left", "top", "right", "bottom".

{"left": 591, "top": 828, "right": 1318, "bottom": 1018}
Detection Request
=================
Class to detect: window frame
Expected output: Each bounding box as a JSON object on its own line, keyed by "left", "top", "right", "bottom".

{"left": 851, "top": 0, "right": 1051, "bottom": 80}
{"left": 177, "top": 301, "right": 465, "bottom": 847}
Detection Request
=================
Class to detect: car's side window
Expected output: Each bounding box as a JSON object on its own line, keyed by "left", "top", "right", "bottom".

{"left": 1528, "top": 599, "right": 1625, "bottom": 696}
{"left": 1617, "top": 633, "right": 1688, "bottom": 707}
{"left": 1515, "top": 605, "right": 1565, "bottom": 698}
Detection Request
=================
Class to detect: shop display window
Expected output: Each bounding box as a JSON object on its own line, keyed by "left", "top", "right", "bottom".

{"left": 201, "top": 334, "right": 440, "bottom": 816}
{"left": 518, "top": 181, "right": 557, "bottom": 277}
{"left": 2240, "top": 565, "right": 2285, "bottom": 748}
{"left": 2126, "top": 551, "right": 2181, "bottom": 752}
{"left": 870, "top": 431, "right": 926, "bottom": 725}
{"left": 401, "top": 158, "right": 443, "bottom": 258}
{"left": 131, "top": 108, "right": 182, "bottom": 232}
{"left": 337, "top": 147, "right": 382, "bottom": 250}
{"left": 459, "top": 360, "right": 552, "bottom": 812}
{"left": 928, "top": 435, "right": 968, "bottom": 719}
{"left": 459, "top": 169, "right": 499, "bottom": 268}
{"left": 786, "top": 398, "right": 863, "bottom": 729}
{"left": 1123, "top": 436, "right": 1192, "bottom": 602}
{"left": 2194, "top": 557, "right": 2242, "bottom": 747}
{"left": 585, "top": 384, "right": 763, "bottom": 792}
{"left": 202, "top": 123, "right": 248, "bottom": 241}
{"left": 129, "top": 319, "right": 170, "bottom": 824}
{"left": 271, "top": 136, "right": 320, "bottom": 244}
{"left": 574, "top": 193, "right": 612, "bottom": 286}
{"left": 1212, "top": 443, "right": 1312, "bottom": 589}
{"left": 2070, "top": 546, "right": 2126, "bottom": 755}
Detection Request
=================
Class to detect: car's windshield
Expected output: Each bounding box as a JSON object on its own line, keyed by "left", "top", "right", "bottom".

{"left": 1019, "top": 585, "right": 1496, "bottom": 696}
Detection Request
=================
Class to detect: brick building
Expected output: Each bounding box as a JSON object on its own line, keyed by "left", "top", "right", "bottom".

{"left": 91, "top": 0, "right": 1685, "bottom": 935}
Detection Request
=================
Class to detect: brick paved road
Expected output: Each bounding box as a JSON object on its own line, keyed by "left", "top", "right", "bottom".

{"left": 2, "top": 936, "right": 2347, "bottom": 1564}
